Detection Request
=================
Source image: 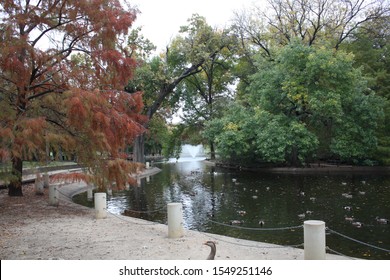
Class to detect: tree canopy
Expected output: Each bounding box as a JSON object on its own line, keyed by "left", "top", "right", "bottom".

{"left": 201, "top": 0, "right": 389, "bottom": 166}
{"left": 205, "top": 41, "right": 385, "bottom": 166}
{"left": 173, "top": 15, "right": 237, "bottom": 159}
{"left": 0, "top": 0, "right": 145, "bottom": 195}
{"left": 126, "top": 14, "right": 236, "bottom": 162}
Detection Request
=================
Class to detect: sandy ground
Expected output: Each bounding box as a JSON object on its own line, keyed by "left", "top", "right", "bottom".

{"left": 0, "top": 168, "right": 350, "bottom": 260}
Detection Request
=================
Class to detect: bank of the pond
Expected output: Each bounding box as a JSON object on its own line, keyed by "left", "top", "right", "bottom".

{"left": 0, "top": 167, "right": 351, "bottom": 260}
{"left": 213, "top": 161, "right": 390, "bottom": 175}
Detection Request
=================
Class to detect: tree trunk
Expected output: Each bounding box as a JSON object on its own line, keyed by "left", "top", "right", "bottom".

{"left": 210, "top": 141, "right": 216, "bottom": 160}
{"left": 8, "top": 157, "right": 23, "bottom": 196}
{"left": 290, "top": 145, "right": 300, "bottom": 167}
{"left": 133, "top": 133, "right": 145, "bottom": 163}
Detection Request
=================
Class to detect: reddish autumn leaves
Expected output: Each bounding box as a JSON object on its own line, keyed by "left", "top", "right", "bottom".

{"left": 0, "top": 0, "right": 146, "bottom": 195}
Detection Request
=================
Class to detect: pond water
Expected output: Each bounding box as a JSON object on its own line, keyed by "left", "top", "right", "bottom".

{"left": 73, "top": 159, "right": 390, "bottom": 259}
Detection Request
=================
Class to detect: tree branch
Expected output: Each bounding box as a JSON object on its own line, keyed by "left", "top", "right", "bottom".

{"left": 46, "top": 118, "right": 76, "bottom": 137}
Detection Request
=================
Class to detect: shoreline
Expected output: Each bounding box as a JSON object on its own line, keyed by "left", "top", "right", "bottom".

{"left": 212, "top": 161, "right": 390, "bottom": 175}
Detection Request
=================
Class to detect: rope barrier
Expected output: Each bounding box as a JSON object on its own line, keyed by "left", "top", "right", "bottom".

{"left": 56, "top": 187, "right": 72, "bottom": 199}
{"left": 107, "top": 210, "right": 163, "bottom": 226}
{"left": 208, "top": 219, "right": 303, "bottom": 231}
{"left": 107, "top": 207, "right": 306, "bottom": 251}
{"left": 123, "top": 206, "right": 166, "bottom": 214}
{"left": 326, "top": 246, "right": 355, "bottom": 259}
{"left": 327, "top": 227, "right": 390, "bottom": 253}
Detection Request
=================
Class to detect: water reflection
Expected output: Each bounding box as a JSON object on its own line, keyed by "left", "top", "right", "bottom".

{"left": 74, "top": 160, "right": 390, "bottom": 259}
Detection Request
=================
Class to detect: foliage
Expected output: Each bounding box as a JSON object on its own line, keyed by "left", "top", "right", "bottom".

{"left": 206, "top": 41, "right": 384, "bottom": 165}
{"left": 253, "top": 42, "right": 384, "bottom": 161}
{"left": 341, "top": 17, "right": 390, "bottom": 164}
{"left": 171, "top": 15, "right": 238, "bottom": 159}
{"left": 205, "top": 103, "right": 318, "bottom": 165}
{"left": 0, "top": 0, "right": 145, "bottom": 195}
{"left": 204, "top": 103, "right": 256, "bottom": 163}
{"left": 126, "top": 15, "right": 238, "bottom": 162}
{"left": 144, "top": 115, "right": 170, "bottom": 156}
{"left": 233, "top": 0, "right": 389, "bottom": 54}
{"left": 162, "top": 124, "right": 185, "bottom": 159}
{"left": 253, "top": 111, "right": 319, "bottom": 164}
{"left": 232, "top": 0, "right": 390, "bottom": 101}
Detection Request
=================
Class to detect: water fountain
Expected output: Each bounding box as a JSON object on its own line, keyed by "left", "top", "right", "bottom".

{"left": 182, "top": 144, "right": 204, "bottom": 158}
{"left": 169, "top": 144, "right": 206, "bottom": 162}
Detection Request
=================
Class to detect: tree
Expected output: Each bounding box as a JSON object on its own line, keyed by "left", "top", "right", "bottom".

{"left": 204, "top": 102, "right": 256, "bottom": 163}
{"left": 234, "top": 0, "right": 389, "bottom": 53}
{"left": 251, "top": 41, "right": 384, "bottom": 163}
{"left": 126, "top": 15, "right": 232, "bottom": 163}
{"left": 143, "top": 115, "right": 170, "bottom": 157}
{"left": 0, "top": 0, "right": 144, "bottom": 196}
{"left": 206, "top": 42, "right": 384, "bottom": 165}
{"left": 341, "top": 16, "right": 390, "bottom": 164}
{"left": 126, "top": 45, "right": 205, "bottom": 163}
{"left": 229, "top": 0, "right": 389, "bottom": 165}
{"left": 174, "top": 15, "right": 236, "bottom": 159}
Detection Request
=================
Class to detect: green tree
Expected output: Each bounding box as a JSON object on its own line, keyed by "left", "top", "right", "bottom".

{"left": 174, "top": 15, "right": 237, "bottom": 159}
{"left": 341, "top": 17, "right": 390, "bottom": 164}
{"left": 205, "top": 102, "right": 318, "bottom": 165}
{"left": 234, "top": 0, "right": 389, "bottom": 53}
{"left": 126, "top": 42, "right": 204, "bottom": 163}
{"left": 252, "top": 42, "right": 384, "bottom": 162}
{"left": 253, "top": 110, "right": 318, "bottom": 165}
{"left": 207, "top": 42, "right": 384, "bottom": 165}
{"left": 162, "top": 124, "right": 185, "bottom": 160}
{"left": 126, "top": 15, "right": 234, "bottom": 162}
{"left": 204, "top": 103, "right": 256, "bottom": 163}
{"left": 232, "top": 0, "right": 390, "bottom": 99}
{"left": 143, "top": 115, "right": 170, "bottom": 157}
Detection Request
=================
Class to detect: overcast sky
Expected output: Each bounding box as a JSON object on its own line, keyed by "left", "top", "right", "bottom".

{"left": 130, "top": 0, "right": 266, "bottom": 52}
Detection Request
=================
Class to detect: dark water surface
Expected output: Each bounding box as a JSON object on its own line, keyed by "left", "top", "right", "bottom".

{"left": 74, "top": 159, "right": 390, "bottom": 259}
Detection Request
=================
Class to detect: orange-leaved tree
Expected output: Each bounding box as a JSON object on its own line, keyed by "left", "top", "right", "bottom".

{"left": 0, "top": 0, "right": 145, "bottom": 196}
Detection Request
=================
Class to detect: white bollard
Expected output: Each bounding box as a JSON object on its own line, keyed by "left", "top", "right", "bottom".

{"left": 146, "top": 162, "right": 150, "bottom": 169}
{"left": 167, "top": 203, "right": 184, "bottom": 238}
{"left": 304, "top": 220, "right": 326, "bottom": 260}
{"left": 94, "top": 192, "right": 107, "bottom": 219}
{"left": 49, "top": 185, "right": 59, "bottom": 206}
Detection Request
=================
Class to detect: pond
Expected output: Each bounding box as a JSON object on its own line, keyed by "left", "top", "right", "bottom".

{"left": 73, "top": 159, "right": 390, "bottom": 260}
